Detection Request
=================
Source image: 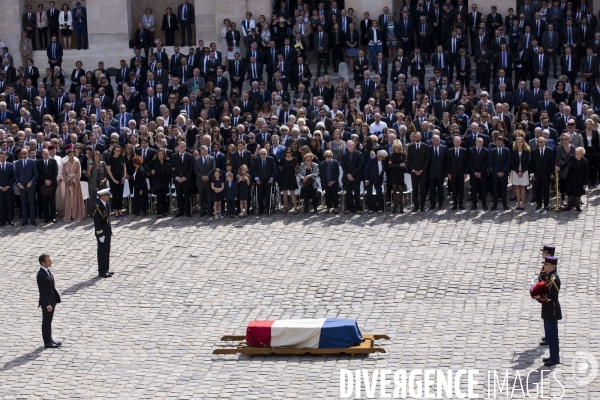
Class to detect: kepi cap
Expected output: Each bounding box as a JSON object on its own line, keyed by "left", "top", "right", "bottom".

{"left": 543, "top": 256, "right": 558, "bottom": 265}
{"left": 97, "top": 188, "right": 111, "bottom": 196}
{"left": 541, "top": 245, "right": 555, "bottom": 255}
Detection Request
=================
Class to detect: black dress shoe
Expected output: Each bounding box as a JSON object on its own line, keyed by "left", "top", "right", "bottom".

{"left": 544, "top": 206, "right": 550, "bottom": 211}
{"left": 420, "top": 207, "right": 425, "bottom": 212}
{"left": 413, "top": 206, "right": 419, "bottom": 212}
{"left": 52, "top": 340, "right": 62, "bottom": 346}
{"left": 540, "top": 341, "right": 548, "bottom": 346}
{"left": 542, "top": 357, "right": 551, "bottom": 362}
{"left": 459, "top": 204, "right": 465, "bottom": 210}
{"left": 107, "top": 271, "right": 114, "bottom": 275}
{"left": 8, "top": 221, "right": 15, "bottom": 226}
{"left": 31, "top": 220, "right": 37, "bottom": 226}
{"left": 535, "top": 205, "right": 542, "bottom": 210}
{"left": 429, "top": 205, "right": 436, "bottom": 210}
{"left": 368, "top": 209, "right": 373, "bottom": 214}
{"left": 175, "top": 213, "right": 184, "bottom": 217}
{"left": 544, "top": 360, "right": 560, "bottom": 367}
{"left": 44, "top": 343, "right": 59, "bottom": 348}
{"left": 490, "top": 205, "right": 497, "bottom": 211}
{"left": 503, "top": 204, "right": 510, "bottom": 210}
{"left": 99, "top": 273, "right": 112, "bottom": 278}
{"left": 0, "top": 222, "right": 5, "bottom": 226}
{"left": 21, "top": 220, "right": 28, "bottom": 226}
{"left": 378, "top": 209, "right": 383, "bottom": 214}
{"left": 576, "top": 206, "right": 582, "bottom": 212}
{"left": 562, "top": 206, "right": 571, "bottom": 211}
{"left": 482, "top": 204, "right": 488, "bottom": 210}
{"left": 471, "top": 204, "right": 477, "bottom": 210}
{"left": 438, "top": 205, "right": 443, "bottom": 210}
{"left": 452, "top": 205, "right": 457, "bottom": 210}
{"left": 51, "top": 219, "right": 57, "bottom": 223}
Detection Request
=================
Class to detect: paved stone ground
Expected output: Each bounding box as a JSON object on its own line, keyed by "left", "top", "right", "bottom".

{"left": 0, "top": 187, "right": 599, "bottom": 399}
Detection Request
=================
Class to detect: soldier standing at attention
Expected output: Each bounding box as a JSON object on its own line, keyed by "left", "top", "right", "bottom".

{"left": 535, "top": 256, "right": 561, "bottom": 367}
{"left": 94, "top": 188, "right": 113, "bottom": 278}
{"left": 538, "top": 244, "right": 556, "bottom": 346}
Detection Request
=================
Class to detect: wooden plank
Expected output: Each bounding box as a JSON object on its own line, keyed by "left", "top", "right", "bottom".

{"left": 220, "top": 335, "right": 246, "bottom": 341}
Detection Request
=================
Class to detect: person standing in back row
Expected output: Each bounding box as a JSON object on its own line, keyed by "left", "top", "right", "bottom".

{"left": 178, "top": 0, "right": 195, "bottom": 47}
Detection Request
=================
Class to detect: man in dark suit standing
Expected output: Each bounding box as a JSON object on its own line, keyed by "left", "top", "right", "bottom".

{"left": 46, "top": 35, "right": 63, "bottom": 70}
{"left": 364, "top": 150, "right": 388, "bottom": 213}
{"left": 252, "top": 148, "right": 277, "bottom": 214}
{"left": 171, "top": 142, "right": 194, "bottom": 217}
{"left": 468, "top": 137, "right": 489, "bottom": 209}
{"left": 407, "top": 132, "right": 429, "bottom": 211}
{"left": 94, "top": 188, "right": 113, "bottom": 277}
{"left": 447, "top": 136, "right": 468, "bottom": 210}
{"left": 177, "top": 0, "right": 195, "bottom": 47}
{"left": 427, "top": 135, "right": 447, "bottom": 209}
{"left": 231, "top": 140, "right": 253, "bottom": 177}
{"left": 530, "top": 136, "right": 555, "bottom": 210}
{"left": 37, "top": 254, "right": 61, "bottom": 348}
{"left": 489, "top": 136, "right": 511, "bottom": 210}
{"left": 14, "top": 147, "right": 38, "bottom": 226}
{"left": 341, "top": 140, "right": 363, "bottom": 214}
{"left": 36, "top": 149, "right": 57, "bottom": 223}
{"left": 0, "top": 151, "right": 15, "bottom": 226}
{"left": 194, "top": 145, "right": 215, "bottom": 216}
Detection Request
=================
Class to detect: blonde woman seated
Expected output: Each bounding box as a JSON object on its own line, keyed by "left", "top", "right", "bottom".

{"left": 298, "top": 153, "right": 321, "bottom": 214}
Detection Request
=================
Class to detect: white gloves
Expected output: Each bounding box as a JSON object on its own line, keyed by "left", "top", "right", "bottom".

{"left": 99, "top": 236, "right": 105, "bottom": 243}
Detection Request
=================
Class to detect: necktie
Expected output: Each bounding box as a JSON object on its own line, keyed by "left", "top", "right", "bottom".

{"left": 52, "top": 44, "right": 56, "bottom": 58}
{"left": 203, "top": 157, "right": 205, "bottom": 165}
{"left": 435, "top": 147, "right": 438, "bottom": 156}
{"left": 452, "top": 39, "right": 455, "bottom": 53}
{"left": 477, "top": 148, "right": 480, "bottom": 155}
{"left": 443, "top": 101, "right": 446, "bottom": 108}
{"left": 181, "top": 154, "right": 184, "bottom": 162}
{"left": 541, "top": 148, "right": 544, "bottom": 157}
{"left": 455, "top": 149, "right": 459, "bottom": 158}
{"left": 589, "top": 57, "right": 592, "bottom": 72}
{"left": 252, "top": 64, "right": 257, "bottom": 78}
{"left": 235, "top": 62, "right": 238, "bottom": 75}
{"left": 568, "top": 29, "right": 572, "bottom": 44}
{"left": 121, "top": 115, "right": 125, "bottom": 128}
{"left": 182, "top": 4, "right": 186, "bottom": 19}
{"left": 262, "top": 159, "right": 265, "bottom": 168}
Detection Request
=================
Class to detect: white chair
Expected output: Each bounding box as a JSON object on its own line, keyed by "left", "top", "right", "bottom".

{"left": 403, "top": 173, "right": 413, "bottom": 208}
{"left": 168, "top": 182, "right": 177, "bottom": 214}
{"left": 337, "top": 166, "right": 345, "bottom": 212}
{"left": 122, "top": 178, "right": 131, "bottom": 215}
{"left": 80, "top": 181, "right": 90, "bottom": 215}
{"left": 147, "top": 179, "right": 157, "bottom": 214}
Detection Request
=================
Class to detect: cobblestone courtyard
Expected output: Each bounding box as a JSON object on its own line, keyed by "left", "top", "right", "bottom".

{"left": 1, "top": 195, "right": 599, "bottom": 399}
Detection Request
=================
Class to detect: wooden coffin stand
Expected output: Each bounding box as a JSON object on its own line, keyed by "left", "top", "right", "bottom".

{"left": 213, "top": 334, "right": 390, "bottom": 356}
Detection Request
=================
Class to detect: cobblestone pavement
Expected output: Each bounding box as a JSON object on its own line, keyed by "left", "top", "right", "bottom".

{"left": 0, "top": 190, "right": 599, "bottom": 399}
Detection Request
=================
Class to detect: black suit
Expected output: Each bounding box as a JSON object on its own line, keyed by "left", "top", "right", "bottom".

{"left": 447, "top": 147, "right": 468, "bottom": 206}
{"left": 489, "top": 146, "right": 511, "bottom": 206}
{"left": 37, "top": 267, "right": 61, "bottom": 345}
{"left": 93, "top": 199, "right": 112, "bottom": 275}
{"left": 427, "top": 145, "right": 447, "bottom": 207}
{"left": 530, "top": 146, "right": 555, "bottom": 207}
{"left": 468, "top": 146, "right": 489, "bottom": 206}
{"left": 231, "top": 150, "right": 253, "bottom": 179}
{"left": 170, "top": 151, "right": 195, "bottom": 216}
{"left": 0, "top": 161, "right": 15, "bottom": 223}
{"left": 341, "top": 150, "right": 363, "bottom": 212}
{"left": 252, "top": 156, "right": 277, "bottom": 213}
{"left": 407, "top": 142, "right": 429, "bottom": 209}
{"left": 36, "top": 158, "right": 58, "bottom": 221}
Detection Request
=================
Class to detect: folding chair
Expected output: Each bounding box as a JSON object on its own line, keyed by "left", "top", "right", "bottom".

{"left": 122, "top": 178, "right": 132, "bottom": 215}
{"left": 80, "top": 181, "right": 90, "bottom": 215}
{"left": 403, "top": 173, "right": 413, "bottom": 208}
{"left": 147, "top": 178, "right": 156, "bottom": 214}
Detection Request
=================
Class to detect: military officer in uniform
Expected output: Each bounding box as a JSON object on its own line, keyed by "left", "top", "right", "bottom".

{"left": 534, "top": 256, "right": 561, "bottom": 367}
{"left": 94, "top": 188, "right": 113, "bottom": 278}
{"left": 538, "top": 244, "right": 555, "bottom": 346}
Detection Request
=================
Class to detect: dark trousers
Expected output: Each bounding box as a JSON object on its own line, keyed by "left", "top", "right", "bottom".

{"left": 97, "top": 234, "right": 111, "bottom": 275}
{"left": 514, "top": 69, "right": 527, "bottom": 88}
{"left": 231, "top": 78, "right": 243, "bottom": 94}
{"left": 111, "top": 181, "right": 124, "bottom": 210}
{"left": 303, "top": 185, "right": 318, "bottom": 212}
{"left": 428, "top": 176, "right": 445, "bottom": 207}
{"left": 587, "top": 155, "right": 599, "bottom": 184}
{"left": 48, "top": 25, "right": 59, "bottom": 42}
{"left": 548, "top": 51, "right": 558, "bottom": 76}
{"left": 26, "top": 28, "right": 36, "bottom": 49}
{"left": 450, "top": 174, "right": 465, "bottom": 205}
{"left": 20, "top": 185, "right": 36, "bottom": 221}
{"left": 197, "top": 183, "right": 211, "bottom": 213}
{"left": 324, "top": 182, "right": 339, "bottom": 208}
{"left": 38, "top": 27, "right": 48, "bottom": 49}
{"left": 41, "top": 306, "right": 54, "bottom": 344}
{"left": 226, "top": 199, "right": 235, "bottom": 216}
{"left": 344, "top": 180, "right": 361, "bottom": 211}
{"left": 175, "top": 181, "right": 191, "bottom": 216}
{"left": 316, "top": 55, "right": 329, "bottom": 75}
{"left": 155, "top": 187, "right": 169, "bottom": 215}
{"left": 75, "top": 27, "right": 87, "bottom": 49}
{"left": 165, "top": 31, "right": 175, "bottom": 46}
{"left": 40, "top": 191, "right": 56, "bottom": 220}
{"left": 470, "top": 174, "right": 487, "bottom": 205}
{"left": 457, "top": 73, "right": 470, "bottom": 90}
{"left": 534, "top": 175, "right": 551, "bottom": 206}
{"left": 447, "top": 56, "right": 456, "bottom": 82}
{"left": 366, "top": 177, "right": 383, "bottom": 211}
{"left": 411, "top": 172, "right": 428, "bottom": 208}
{"left": 477, "top": 70, "right": 490, "bottom": 90}
{"left": 0, "top": 189, "right": 14, "bottom": 222}
{"left": 180, "top": 20, "right": 192, "bottom": 46}
{"left": 543, "top": 319, "right": 560, "bottom": 362}
{"left": 256, "top": 181, "right": 272, "bottom": 212}
{"left": 492, "top": 174, "right": 508, "bottom": 205}
{"left": 412, "top": 70, "right": 425, "bottom": 86}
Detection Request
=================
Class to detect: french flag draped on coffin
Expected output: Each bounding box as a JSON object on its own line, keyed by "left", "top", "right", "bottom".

{"left": 246, "top": 318, "right": 363, "bottom": 348}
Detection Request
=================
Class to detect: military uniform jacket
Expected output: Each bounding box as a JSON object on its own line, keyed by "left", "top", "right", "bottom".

{"left": 540, "top": 272, "right": 562, "bottom": 321}
{"left": 93, "top": 200, "right": 112, "bottom": 239}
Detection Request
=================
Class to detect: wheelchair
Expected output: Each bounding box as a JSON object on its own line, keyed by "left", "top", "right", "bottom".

{"left": 251, "top": 181, "right": 280, "bottom": 215}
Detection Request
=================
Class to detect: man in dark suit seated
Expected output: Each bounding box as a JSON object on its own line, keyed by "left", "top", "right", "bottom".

{"left": 468, "top": 137, "right": 489, "bottom": 210}
{"left": 407, "top": 132, "right": 429, "bottom": 211}
{"left": 363, "top": 150, "right": 388, "bottom": 213}
{"left": 489, "top": 135, "right": 511, "bottom": 210}
{"left": 341, "top": 140, "right": 363, "bottom": 214}
{"left": 36, "top": 149, "right": 58, "bottom": 223}
{"left": 252, "top": 148, "right": 277, "bottom": 215}
{"left": 529, "top": 136, "right": 555, "bottom": 210}
{"left": 427, "top": 135, "right": 447, "bottom": 210}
